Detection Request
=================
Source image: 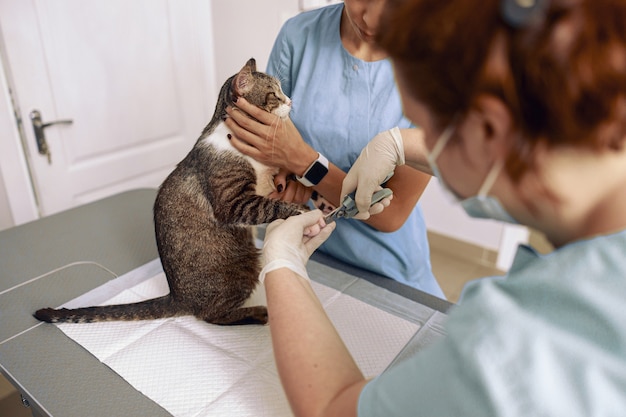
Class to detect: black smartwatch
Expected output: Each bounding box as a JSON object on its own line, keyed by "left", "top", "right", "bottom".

{"left": 296, "top": 153, "right": 329, "bottom": 187}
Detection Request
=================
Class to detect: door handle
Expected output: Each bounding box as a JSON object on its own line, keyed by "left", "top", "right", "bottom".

{"left": 29, "top": 110, "right": 73, "bottom": 164}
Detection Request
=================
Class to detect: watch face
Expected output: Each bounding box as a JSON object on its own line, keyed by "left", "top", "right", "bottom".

{"left": 306, "top": 161, "right": 329, "bottom": 185}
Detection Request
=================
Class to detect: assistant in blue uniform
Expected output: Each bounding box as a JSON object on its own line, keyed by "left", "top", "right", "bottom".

{"left": 228, "top": 3, "right": 443, "bottom": 297}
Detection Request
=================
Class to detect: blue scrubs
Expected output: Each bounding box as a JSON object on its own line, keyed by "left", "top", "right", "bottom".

{"left": 359, "top": 229, "right": 626, "bottom": 415}
{"left": 266, "top": 4, "right": 443, "bottom": 297}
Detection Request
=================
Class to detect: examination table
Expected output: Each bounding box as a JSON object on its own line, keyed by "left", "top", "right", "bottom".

{"left": 0, "top": 189, "right": 450, "bottom": 416}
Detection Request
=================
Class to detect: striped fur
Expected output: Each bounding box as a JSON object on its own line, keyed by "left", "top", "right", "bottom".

{"left": 35, "top": 58, "right": 303, "bottom": 326}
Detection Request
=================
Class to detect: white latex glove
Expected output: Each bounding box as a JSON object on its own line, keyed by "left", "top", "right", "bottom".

{"left": 259, "top": 210, "right": 336, "bottom": 283}
{"left": 341, "top": 127, "right": 405, "bottom": 219}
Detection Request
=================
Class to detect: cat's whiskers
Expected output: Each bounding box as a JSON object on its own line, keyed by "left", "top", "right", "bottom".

{"left": 268, "top": 116, "right": 283, "bottom": 163}
{"left": 274, "top": 66, "right": 290, "bottom": 87}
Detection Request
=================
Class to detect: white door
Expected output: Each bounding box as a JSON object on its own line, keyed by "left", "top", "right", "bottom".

{"left": 0, "top": 0, "right": 216, "bottom": 216}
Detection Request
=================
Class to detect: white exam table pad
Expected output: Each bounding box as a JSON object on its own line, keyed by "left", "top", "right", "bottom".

{"left": 54, "top": 256, "right": 446, "bottom": 417}
{"left": 0, "top": 190, "right": 450, "bottom": 417}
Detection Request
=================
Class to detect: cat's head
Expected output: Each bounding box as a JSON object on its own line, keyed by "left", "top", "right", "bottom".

{"left": 229, "top": 58, "right": 291, "bottom": 119}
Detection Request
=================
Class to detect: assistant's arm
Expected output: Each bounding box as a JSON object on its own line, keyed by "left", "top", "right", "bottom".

{"left": 341, "top": 125, "right": 433, "bottom": 216}
{"left": 397, "top": 127, "right": 433, "bottom": 175}
{"left": 225, "top": 99, "right": 430, "bottom": 232}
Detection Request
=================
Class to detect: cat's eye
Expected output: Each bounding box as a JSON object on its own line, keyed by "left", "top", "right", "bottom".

{"left": 265, "top": 92, "right": 280, "bottom": 105}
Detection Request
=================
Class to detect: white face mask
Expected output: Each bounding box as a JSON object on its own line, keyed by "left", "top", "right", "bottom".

{"left": 427, "top": 123, "right": 518, "bottom": 224}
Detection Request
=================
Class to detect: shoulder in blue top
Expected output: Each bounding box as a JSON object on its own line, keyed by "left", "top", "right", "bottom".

{"left": 359, "top": 229, "right": 626, "bottom": 416}
{"left": 266, "top": 4, "right": 443, "bottom": 297}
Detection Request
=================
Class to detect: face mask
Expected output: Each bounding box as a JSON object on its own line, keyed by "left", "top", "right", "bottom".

{"left": 427, "top": 123, "right": 518, "bottom": 224}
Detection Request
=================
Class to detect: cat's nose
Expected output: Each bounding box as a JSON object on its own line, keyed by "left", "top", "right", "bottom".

{"left": 286, "top": 98, "right": 292, "bottom": 107}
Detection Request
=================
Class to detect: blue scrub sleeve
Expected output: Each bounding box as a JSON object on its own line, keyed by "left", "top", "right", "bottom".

{"left": 358, "top": 336, "right": 498, "bottom": 417}
{"left": 266, "top": 20, "right": 292, "bottom": 96}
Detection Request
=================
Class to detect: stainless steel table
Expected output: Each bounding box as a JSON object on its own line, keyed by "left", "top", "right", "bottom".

{"left": 0, "top": 189, "right": 450, "bottom": 417}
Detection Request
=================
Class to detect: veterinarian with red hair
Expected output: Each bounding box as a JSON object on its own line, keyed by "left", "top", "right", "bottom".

{"left": 259, "top": 0, "right": 626, "bottom": 415}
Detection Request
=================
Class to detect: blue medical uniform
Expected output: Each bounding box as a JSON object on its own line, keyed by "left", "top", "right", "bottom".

{"left": 359, "top": 229, "right": 626, "bottom": 416}
{"left": 266, "top": 4, "right": 443, "bottom": 297}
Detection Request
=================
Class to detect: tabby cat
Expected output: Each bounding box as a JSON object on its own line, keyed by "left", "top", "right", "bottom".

{"left": 35, "top": 58, "right": 304, "bottom": 326}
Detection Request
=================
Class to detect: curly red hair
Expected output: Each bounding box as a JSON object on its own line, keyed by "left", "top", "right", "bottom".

{"left": 378, "top": 0, "right": 626, "bottom": 180}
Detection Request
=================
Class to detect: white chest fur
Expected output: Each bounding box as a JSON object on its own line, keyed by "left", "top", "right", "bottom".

{"left": 199, "top": 122, "right": 278, "bottom": 196}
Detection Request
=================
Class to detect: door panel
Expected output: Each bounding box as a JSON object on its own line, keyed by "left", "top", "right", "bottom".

{"left": 39, "top": 2, "right": 180, "bottom": 161}
{"left": 0, "top": 0, "right": 216, "bottom": 215}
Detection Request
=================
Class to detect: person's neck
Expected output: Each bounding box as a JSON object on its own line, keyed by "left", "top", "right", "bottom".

{"left": 534, "top": 143, "right": 626, "bottom": 247}
{"left": 339, "top": 9, "right": 387, "bottom": 62}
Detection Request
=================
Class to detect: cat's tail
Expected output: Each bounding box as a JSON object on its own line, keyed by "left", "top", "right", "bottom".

{"left": 34, "top": 295, "right": 185, "bottom": 323}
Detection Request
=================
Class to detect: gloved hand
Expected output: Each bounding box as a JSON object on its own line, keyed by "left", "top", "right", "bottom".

{"left": 259, "top": 210, "right": 336, "bottom": 283}
{"left": 341, "top": 127, "right": 405, "bottom": 219}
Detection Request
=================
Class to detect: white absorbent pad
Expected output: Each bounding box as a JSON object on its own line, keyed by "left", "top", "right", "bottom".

{"left": 55, "top": 258, "right": 425, "bottom": 417}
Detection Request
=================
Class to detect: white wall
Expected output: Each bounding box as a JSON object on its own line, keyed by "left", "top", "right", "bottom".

{"left": 422, "top": 179, "right": 504, "bottom": 250}
{"left": 210, "top": 0, "right": 342, "bottom": 85}
{"left": 0, "top": 166, "right": 13, "bottom": 231}
{"left": 211, "top": 0, "right": 300, "bottom": 92}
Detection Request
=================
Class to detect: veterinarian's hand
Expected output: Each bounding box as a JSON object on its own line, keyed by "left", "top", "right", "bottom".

{"left": 341, "top": 127, "right": 404, "bottom": 219}
{"left": 225, "top": 98, "right": 318, "bottom": 176}
{"left": 268, "top": 169, "right": 313, "bottom": 204}
{"left": 260, "top": 210, "right": 335, "bottom": 282}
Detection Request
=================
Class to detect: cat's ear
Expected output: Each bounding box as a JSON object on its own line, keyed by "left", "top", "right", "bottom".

{"left": 233, "top": 59, "right": 256, "bottom": 96}
{"left": 246, "top": 58, "right": 257, "bottom": 72}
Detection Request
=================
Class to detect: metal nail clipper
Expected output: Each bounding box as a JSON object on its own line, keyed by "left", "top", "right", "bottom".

{"left": 324, "top": 188, "right": 393, "bottom": 223}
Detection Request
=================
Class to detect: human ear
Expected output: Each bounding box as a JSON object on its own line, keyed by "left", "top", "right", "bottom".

{"left": 460, "top": 94, "right": 512, "bottom": 161}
